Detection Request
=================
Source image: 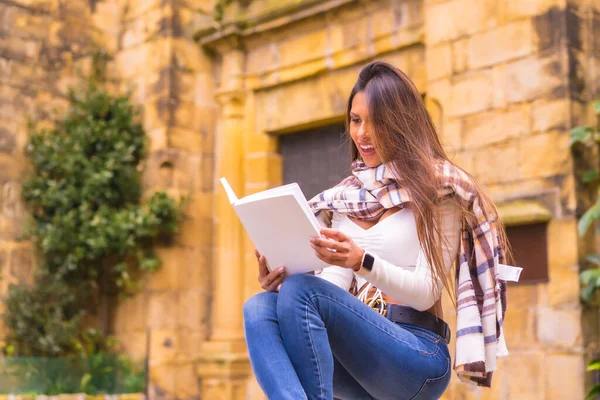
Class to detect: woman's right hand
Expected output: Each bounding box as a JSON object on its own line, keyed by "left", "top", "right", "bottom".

{"left": 255, "top": 249, "right": 286, "bottom": 292}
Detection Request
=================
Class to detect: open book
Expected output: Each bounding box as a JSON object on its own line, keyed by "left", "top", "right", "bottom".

{"left": 220, "top": 178, "right": 330, "bottom": 275}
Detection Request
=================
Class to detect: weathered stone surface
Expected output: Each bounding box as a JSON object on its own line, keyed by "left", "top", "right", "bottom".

{"left": 504, "top": 308, "right": 537, "bottom": 350}
{"left": 427, "top": 43, "right": 452, "bottom": 81}
{"left": 461, "top": 107, "right": 529, "bottom": 149}
{"left": 506, "top": 353, "right": 546, "bottom": 400}
{"left": 8, "top": 245, "right": 33, "bottom": 284}
{"left": 473, "top": 142, "right": 520, "bottom": 184}
{"left": 547, "top": 354, "right": 586, "bottom": 400}
{"left": 467, "top": 20, "right": 535, "bottom": 69}
{"left": 519, "top": 131, "right": 571, "bottom": 179}
{"left": 537, "top": 307, "right": 582, "bottom": 347}
{"left": 505, "top": 54, "right": 565, "bottom": 104}
{"left": 447, "top": 70, "right": 494, "bottom": 117}
{"left": 531, "top": 98, "right": 570, "bottom": 132}
{"left": 148, "top": 292, "right": 179, "bottom": 330}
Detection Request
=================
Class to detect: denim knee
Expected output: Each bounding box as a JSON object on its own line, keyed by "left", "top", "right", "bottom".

{"left": 279, "top": 273, "right": 315, "bottom": 295}
{"left": 243, "top": 291, "right": 278, "bottom": 327}
{"left": 277, "top": 274, "right": 321, "bottom": 314}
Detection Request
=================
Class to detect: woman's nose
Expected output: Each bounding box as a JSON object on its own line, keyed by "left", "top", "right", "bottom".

{"left": 357, "top": 124, "right": 368, "bottom": 140}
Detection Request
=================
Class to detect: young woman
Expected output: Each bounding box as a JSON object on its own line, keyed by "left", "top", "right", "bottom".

{"left": 243, "top": 61, "right": 511, "bottom": 399}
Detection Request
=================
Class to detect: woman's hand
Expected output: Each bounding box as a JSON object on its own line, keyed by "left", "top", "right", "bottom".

{"left": 255, "top": 249, "right": 286, "bottom": 292}
{"left": 310, "top": 228, "right": 365, "bottom": 271}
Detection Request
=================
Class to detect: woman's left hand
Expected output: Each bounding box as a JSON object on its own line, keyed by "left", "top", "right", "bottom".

{"left": 310, "top": 228, "right": 365, "bottom": 271}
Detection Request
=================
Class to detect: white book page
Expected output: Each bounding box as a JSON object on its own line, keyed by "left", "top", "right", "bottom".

{"left": 235, "top": 194, "right": 329, "bottom": 274}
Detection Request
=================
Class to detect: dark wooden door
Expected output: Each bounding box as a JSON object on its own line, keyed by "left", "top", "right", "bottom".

{"left": 280, "top": 123, "right": 351, "bottom": 200}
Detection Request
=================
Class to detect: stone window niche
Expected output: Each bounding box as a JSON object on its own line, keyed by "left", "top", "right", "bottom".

{"left": 498, "top": 200, "right": 552, "bottom": 284}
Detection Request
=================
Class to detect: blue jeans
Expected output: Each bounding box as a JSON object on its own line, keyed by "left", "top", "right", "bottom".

{"left": 243, "top": 274, "right": 451, "bottom": 400}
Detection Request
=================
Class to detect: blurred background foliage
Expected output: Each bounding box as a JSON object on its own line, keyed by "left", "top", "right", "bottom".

{"left": 0, "top": 81, "right": 181, "bottom": 394}
{"left": 570, "top": 99, "right": 600, "bottom": 399}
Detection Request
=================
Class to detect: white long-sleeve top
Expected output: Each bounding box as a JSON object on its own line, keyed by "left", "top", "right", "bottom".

{"left": 315, "top": 199, "right": 462, "bottom": 311}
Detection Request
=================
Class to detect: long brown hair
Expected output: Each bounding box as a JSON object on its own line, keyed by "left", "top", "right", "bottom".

{"left": 346, "top": 61, "right": 509, "bottom": 304}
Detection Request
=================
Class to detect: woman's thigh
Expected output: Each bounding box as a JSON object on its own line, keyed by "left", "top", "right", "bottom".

{"left": 279, "top": 274, "right": 451, "bottom": 400}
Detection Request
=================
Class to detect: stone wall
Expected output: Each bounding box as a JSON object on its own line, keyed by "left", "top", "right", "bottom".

{"left": 0, "top": 0, "right": 103, "bottom": 339}
{"left": 425, "top": 0, "right": 599, "bottom": 398}
{"left": 0, "top": 1, "right": 217, "bottom": 399}
{"left": 197, "top": 0, "right": 600, "bottom": 399}
{"left": 3, "top": 0, "right": 600, "bottom": 399}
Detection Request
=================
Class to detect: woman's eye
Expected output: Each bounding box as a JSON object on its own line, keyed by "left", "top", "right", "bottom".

{"left": 352, "top": 118, "right": 361, "bottom": 124}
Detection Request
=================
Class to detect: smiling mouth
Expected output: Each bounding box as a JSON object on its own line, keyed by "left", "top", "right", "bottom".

{"left": 359, "top": 144, "right": 376, "bottom": 155}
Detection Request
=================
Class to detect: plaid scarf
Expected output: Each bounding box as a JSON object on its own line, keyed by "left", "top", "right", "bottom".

{"left": 308, "top": 160, "right": 509, "bottom": 387}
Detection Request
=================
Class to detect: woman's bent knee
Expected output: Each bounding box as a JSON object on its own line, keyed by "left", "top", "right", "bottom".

{"left": 279, "top": 273, "right": 317, "bottom": 295}
{"left": 243, "top": 291, "right": 278, "bottom": 326}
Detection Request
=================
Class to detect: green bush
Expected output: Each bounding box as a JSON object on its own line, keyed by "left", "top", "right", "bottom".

{"left": 1, "top": 81, "right": 180, "bottom": 393}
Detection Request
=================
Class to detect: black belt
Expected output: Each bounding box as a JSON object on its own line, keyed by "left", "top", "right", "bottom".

{"left": 385, "top": 304, "right": 451, "bottom": 344}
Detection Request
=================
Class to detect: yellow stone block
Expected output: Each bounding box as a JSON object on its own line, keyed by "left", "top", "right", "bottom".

{"left": 447, "top": 70, "right": 494, "bottom": 117}
{"left": 427, "top": 43, "right": 452, "bottom": 81}
{"left": 547, "top": 353, "right": 586, "bottom": 400}
{"left": 467, "top": 20, "right": 535, "bottom": 69}
{"left": 178, "top": 331, "right": 207, "bottom": 361}
{"left": 547, "top": 266, "right": 581, "bottom": 306}
{"left": 425, "top": 1, "right": 457, "bottom": 44}
{"left": 114, "top": 332, "right": 148, "bottom": 362}
{"left": 452, "top": 38, "right": 469, "bottom": 75}
{"left": 149, "top": 364, "right": 177, "bottom": 396}
{"left": 503, "top": 308, "right": 537, "bottom": 350}
{"left": 505, "top": 53, "right": 564, "bottom": 104}
{"left": 112, "top": 292, "right": 148, "bottom": 334}
{"left": 125, "top": 0, "right": 163, "bottom": 18}
{"left": 519, "top": 131, "right": 571, "bottom": 179}
{"left": 173, "top": 38, "right": 213, "bottom": 74}
{"left": 149, "top": 329, "right": 179, "bottom": 365}
{"left": 148, "top": 293, "right": 179, "bottom": 330}
{"left": 173, "top": 364, "right": 199, "bottom": 398}
{"left": 536, "top": 307, "right": 582, "bottom": 347}
{"left": 244, "top": 153, "right": 282, "bottom": 187}
{"left": 473, "top": 142, "right": 520, "bottom": 185}
{"left": 531, "top": 98, "right": 570, "bottom": 133}
{"left": 498, "top": 200, "right": 552, "bottom": 226}
{"left": 506, "top": 352, "right": 546, "bottom": 399}
{"left": 278, "top": 29, "right": 328, "bottom": 69}
{"left": 168, "top": 127, "right": 203, "bottom": 152}
{"left": 453, "top": 0, "right": 505, "bottom": 37}
{"left": 148, "top": 246, "right": 183, "bottom": 291}
{"left": 505, "top": 0, "right": 563, "bottom": 21}
{"left": 178, "top": 289, "right": 208, "bottom": 332}
{"left": 507, "top": 282, "right": 539, "bottom": 308}
{"left": 461, "top": 107, "right": 529, "bottom": 149}
{"left": 547, "top": 219, "right": 578, "bottom": 270}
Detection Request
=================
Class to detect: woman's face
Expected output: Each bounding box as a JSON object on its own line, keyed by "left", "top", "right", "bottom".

{"left": 349, "top": 91, "right": 382, "bottom": 167}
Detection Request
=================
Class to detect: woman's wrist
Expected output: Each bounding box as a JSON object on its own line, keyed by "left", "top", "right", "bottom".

{"left": 352, "top": 249, "right": 365, "bottom": 271}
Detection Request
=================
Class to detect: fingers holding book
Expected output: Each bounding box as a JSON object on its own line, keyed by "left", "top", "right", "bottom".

{"left": 255, "top": 249, "right": 285, "bottom": 292}
{"left": 310, "top": 228, "right": 364, "bottom": 271}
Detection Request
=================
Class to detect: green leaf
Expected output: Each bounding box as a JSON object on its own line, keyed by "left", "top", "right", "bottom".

{"left": 593, "top": 101, "right": 600, "bottom": 115}
{"left": 570, "top": 125, "right": 594, "bottom": 146}
{"left": 80, "top": 373, "right": 92, "bottom": 391}
{"left": 587, "top": 384, "right": 600, "bottom": 399}
{"left": 583, "top": 171, "right": 600, "bottom": 184}
{"left": 581, "top": 282, "right": 596, "bottom": 302}
{"left": 578, "top": 201, "right": 600, "bottom": 236}
{"left": 580, "top": 268, "right": 600, "bottom": 284}
{"left": 588, "top": 359, "right": 600, "bottom": 371}
{"left": 587, "top": 254, "right": 600, "bottom": 265}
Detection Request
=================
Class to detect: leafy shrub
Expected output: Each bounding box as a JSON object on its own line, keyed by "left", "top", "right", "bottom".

{"left": 1, "top": 81, "right": 180, "bottom": 393}
{"left": 570, "top": 100, "right": 600, "bottom": 399}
